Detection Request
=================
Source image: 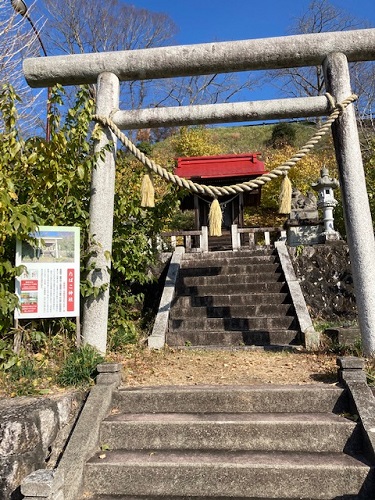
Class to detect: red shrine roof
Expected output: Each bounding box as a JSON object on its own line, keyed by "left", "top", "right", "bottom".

{"left": 175, "top": 153, "right": 265, "bottom": 180}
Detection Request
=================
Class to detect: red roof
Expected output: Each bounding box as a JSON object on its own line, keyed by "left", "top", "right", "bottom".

{"left": 175, "top": 153, "right": 265, "bottom": 180}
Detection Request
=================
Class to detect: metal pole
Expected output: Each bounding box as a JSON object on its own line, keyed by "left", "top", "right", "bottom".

{"left": 82, "top": 72, "right": 120, "bottom": 354}
{"left": 323, "top": 52, "right": 375, "bottom": 356}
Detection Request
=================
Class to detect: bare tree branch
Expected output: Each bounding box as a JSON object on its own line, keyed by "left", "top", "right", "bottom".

{"left": 0, "top": 2, "right": 46, "bottom": 135}
{"left": 266, "top": 0, "right": 373, "bottom": 128}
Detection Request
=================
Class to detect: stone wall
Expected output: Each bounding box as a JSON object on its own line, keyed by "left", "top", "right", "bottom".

{"left": 0, "top": 391, "right": 86, "bottom": 500}
{"left": 288, "top": 241, "right": 357, "bottom": 322}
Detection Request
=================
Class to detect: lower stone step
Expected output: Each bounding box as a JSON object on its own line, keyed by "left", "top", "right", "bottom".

{"left": 83, "top": 495, "right": 369, "bottom": 500}
{"left": 100, "top": 412, "right": 358, "bottom": 453}
{"left": 166, "top": 329, "right": 301, "bottom": 346}
{"left": 169, "top": 303, "right": 294, "bottom": 319}
{"left": 180, "top": 293, "right": 292, "bottom": 307}
{"left": 179, "top": 259, "right": 282, "bottom": 279}
{"left": 112, "top": 386, "right": 346, "bottom": 414}
{"left": 179, "top": 282, "right": 288, "bottom": 296}
{"left": 83, "top": 449, "right": 373, "bottom": 499}
{"left": 83, "top": 497, "right": 368, "bottom": 500}
{"left": 169, "top": 316, "right": 298, "bottom": 331}
{"left": 179, "top": 272, "right": 284, "bottom": 286}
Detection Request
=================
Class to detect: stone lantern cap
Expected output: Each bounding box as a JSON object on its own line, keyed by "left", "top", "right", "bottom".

{"left": 312, "top": 167, "right": 339, "bottom": 192}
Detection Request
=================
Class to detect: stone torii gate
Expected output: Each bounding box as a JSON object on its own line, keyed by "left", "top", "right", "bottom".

{"left": 23, "top": 29, "right": 375, "bottom": 356}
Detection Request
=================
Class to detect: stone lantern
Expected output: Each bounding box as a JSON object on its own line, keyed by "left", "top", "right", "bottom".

{"left": 312, "top": 167, "right": 340, "bottom": 241}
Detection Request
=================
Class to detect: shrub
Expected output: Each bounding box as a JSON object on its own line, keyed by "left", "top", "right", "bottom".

{"left": 270, "top": 123, "right": 296, "bottom": 148}
{"left": 57, "top": 344, "right": 104, "bottom": 387}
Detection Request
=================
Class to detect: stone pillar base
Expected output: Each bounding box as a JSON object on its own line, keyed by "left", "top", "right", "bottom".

{"left": 320, "top": 231, "right": 341, "bottom": 242}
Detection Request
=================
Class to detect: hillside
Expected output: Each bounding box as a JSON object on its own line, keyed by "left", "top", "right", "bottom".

{"left": 207, "top": 121, "right": 325, "bottom": 153}
{"left": 153, "top": 120, "right": 329, "bottom": 157}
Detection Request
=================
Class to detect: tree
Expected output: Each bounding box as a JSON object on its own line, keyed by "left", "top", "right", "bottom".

{"left": 268, "top": 0, "right": 375, "bottom": 151}
{"left": 5, "top": 0, "right": 259, "bottom": 139}
{"left": 171, "top": 126, "right": 223, "bottom": 158}
{"left": 270, "top": 123, "right": 296, "bottom": 149}
{"left": 0, "top": 2, "right": 45, "bottom": 135}
{"left": 269, "top": 0, "right": 366, "bottom": 100}
{"left": 36, "top": 0, "right": 258, "bottom": 140}
{"left": 351, "top": 61, "right": 375, "bottom": 157}
{"left": 153, "top": 73, "right": 256, "bottom": 108}
{"left": 42, "top": 0, "right": 177, "bottom": 55}
{"left": 0, "top": 84, "right": 179, "bottom": 348}
{"left": 39, "top": 0, "right": 178, "bottom": 112}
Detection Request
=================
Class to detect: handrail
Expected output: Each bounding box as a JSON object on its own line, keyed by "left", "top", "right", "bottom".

{"left": 232, "top": 225, "right": 286, "bottom": 250}
{"left": 159, "top": 225, "right": 286, "bottom": 252}
{"left": 159, "top": 226, "right": 208, "bottom": 253}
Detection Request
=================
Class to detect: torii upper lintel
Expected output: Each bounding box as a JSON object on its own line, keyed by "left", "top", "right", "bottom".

{"left": 23, "top": 28, "right": 375, "bottom": 88}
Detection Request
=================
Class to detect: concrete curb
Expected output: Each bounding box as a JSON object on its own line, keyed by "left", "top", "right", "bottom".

{"left": 275, "top": 241, "right": 319, "bottom": 350}
{"left": 148, "top": 247, "right": 185, "bottom": 349}
{"left": 21, "top": 363, "right": 121, "bottom": 500}
{"left": 337, "top": 356, "right": 375, "bottom": 461}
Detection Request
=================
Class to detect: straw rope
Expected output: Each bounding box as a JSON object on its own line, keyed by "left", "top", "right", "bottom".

{"left": 92, "top": 93, "right": 357, "bottom": 199}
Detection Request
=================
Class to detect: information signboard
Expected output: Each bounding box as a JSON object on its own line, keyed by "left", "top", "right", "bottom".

{"left": 15, "top": 226, "right": 80, "bottom": 319}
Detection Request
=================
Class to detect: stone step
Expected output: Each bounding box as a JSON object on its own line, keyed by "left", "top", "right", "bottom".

{"left": 179, "top": 281, "right": 288, "bottom": 296}
{"left": 175, "top": 293, "right": 292, "bottom": 307}
{"left": 178, "top": 272, "right": 284, "bottom": 286}
{"left": 83, "top": 449, "right": 373, "bottom": 499}
{"left": 169, "top": 316, "right": 298, "bottom": 331}
{"left": 179, "top": 263, "right": 281, "bottom": 276}
{"left": 169, "top": 303, "right": 294, "bottom": 319}
{"left": 82, "top": 497, "right": 370, "bottom": 500}
{"left": 166, "top": 329, "right": 301, "bottom": 346}
{"left": 86, "top": 494, "right": 375, "bottom": 500}
{"left": 100, "top": 412, "right": 359, "bottom": 454}
{"left": 111, "top": 386, "right": 347, "bottom": 414}
{"left": 181, "top": 254, "right": 279, "bottom": 269}
{"left": 183, "top": 249, "right": 275, "bottom": 259}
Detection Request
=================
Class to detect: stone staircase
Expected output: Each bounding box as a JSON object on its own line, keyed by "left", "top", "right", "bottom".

{"left": 167, "top": 248, "right": 301, "bottom": 347}
{"left": 81, "top": 385, "right": 375, "bottom": 499}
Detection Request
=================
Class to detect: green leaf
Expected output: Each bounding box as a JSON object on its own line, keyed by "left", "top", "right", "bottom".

{"left": 77, "top": 164, "right": 85, "bottom": 179}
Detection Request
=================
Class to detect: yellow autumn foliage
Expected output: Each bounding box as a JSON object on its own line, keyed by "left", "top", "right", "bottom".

{"left": 171, "top": 126, "right": 223, "bottom": 158}
{"left": 261, "top": 145, "right": 337, "bottom": 209}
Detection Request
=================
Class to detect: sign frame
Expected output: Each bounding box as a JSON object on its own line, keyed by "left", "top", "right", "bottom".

{"left": 15, "top": 226, "right": 80, "bottom": 320}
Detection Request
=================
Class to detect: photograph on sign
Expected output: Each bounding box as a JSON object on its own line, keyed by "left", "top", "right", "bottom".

{"left": 15, "top": 227, "right": 80, "bottom": 319}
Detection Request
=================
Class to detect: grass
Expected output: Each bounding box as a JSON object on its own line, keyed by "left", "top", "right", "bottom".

{"left": 0, "top": 320, "right": 106, "bottom": 397}
{"left": 153, "top": 121, "right": 331, "bottom": 159}
{"left": 57, "top": 345, "right": 104, "bottom": 387}
{"left": 209, "top": 122, "right": 321, "bottom": 153}
{"left": 2, "top": 334, "right": 375, "bottom": 396}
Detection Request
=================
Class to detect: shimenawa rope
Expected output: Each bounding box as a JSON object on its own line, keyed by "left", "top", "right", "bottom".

{"left": 92, "top": 93, "right": 357, "bottom": 199}
{"left": 92, "top": 93, "right": 357, "bottom": 236}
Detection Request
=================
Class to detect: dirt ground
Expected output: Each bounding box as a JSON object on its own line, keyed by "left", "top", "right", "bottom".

{"left": 113, "top": 347, "right": 339, "bottom": 387}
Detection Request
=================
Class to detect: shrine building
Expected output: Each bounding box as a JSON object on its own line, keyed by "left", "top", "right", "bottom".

{"left": 175, "top": 153, "right": 267, "bottom": 230}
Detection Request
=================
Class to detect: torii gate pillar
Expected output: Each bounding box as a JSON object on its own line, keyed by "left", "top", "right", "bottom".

{"left": 324, "top": 52, "right": 375, "bottom": 356}
{"left": 82, "top": 72, "right": 119, "bottom": 353}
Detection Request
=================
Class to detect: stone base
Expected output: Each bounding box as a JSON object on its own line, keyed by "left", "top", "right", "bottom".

{"left": 325, "top": 327, "right": 361, "bottom": 346}
{"left": 320, "top": 231, "right": 341, "bottom": 242}
{"left": 287, "top": 225, "right": 322, "bottom": 246}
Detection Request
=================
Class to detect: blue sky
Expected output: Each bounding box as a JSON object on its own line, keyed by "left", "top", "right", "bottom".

{"left": 127, "top": 0, "right": 375, "bottom": 45}
{"left": 20, "top": 0, "right": 375, "bottom": 132}
{"left": 124, "top": 0, "right": 375, "bottom": 115}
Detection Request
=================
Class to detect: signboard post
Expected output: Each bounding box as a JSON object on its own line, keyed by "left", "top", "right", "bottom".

{"left": 15, "top": 226, "right": 80, "bottom": 340}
